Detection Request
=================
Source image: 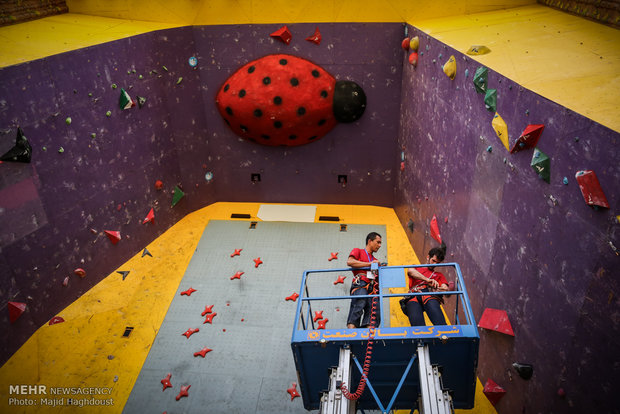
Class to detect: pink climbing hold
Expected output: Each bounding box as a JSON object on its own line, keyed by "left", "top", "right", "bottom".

{"left": 176, "top": 384, "right": 191, "bottom": 401}
{"left": 182, "top": 328, "right": 199, "bottom": 339}
{"left": 483, "top": 379, "right": 506, "bottom": 406}
{"left": 230, "top": 271, "right": 244, "bottom": 280}
{"left": 105, "top": 230, "right": 121, "bottom": 245}
{"left": 478, "top": 308, "right": 515, "bottom": 336}
{"left": 285, "top": 292, "right": 299, "bottom": 301}
{"left": 270, "top": 25, "right": 292, "bottom": 45}
{"left": 194, "top": 347, "right": 213, "bottom": 358}
{"left": 230, "top": 248, "right": 242, "bottom": 257}
{"left": 287, "top": 382, "right": 300, "bottom": 401}
{"left": 49, "top": 316, "right": 65, "bottom": 325}
{"left": 333, "top": 275, "right": 346, "bottom": 285}
{"left": 143, "top": 208, "right": 155, "bottom": 224}
{"left": 203, "top": 313, "right": 217, "bottom": 324}
{"left": 328, "top": 252, "right": 338, "bottom": 261}
{"left": 201, "top": 304, "right": 214, "bottom": 316}
{"left": 62, "top": 276, "right": 69, "bottom": 287}
{"left": 74, "top": 268, "right": 86, "bottom": 278}
{"left": 253, "top": 257, "right": 263, "bottom": 268}
{"left": 181, "top": 287, "right": 197, "bottom": 296}
{"left": 8, "top": 301, "right": 26, "bottom": 323}
{"left": 161, "top": 373, "right": 172, "bottom": 391}
{"left": 306, "top": 27, "right": 321, "bottom": 45}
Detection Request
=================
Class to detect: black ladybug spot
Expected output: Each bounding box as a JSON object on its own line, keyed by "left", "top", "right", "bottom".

{"left": 239, "top": 89, "right": 246, "bottom": 98}
{"left": 274, "top": 121, "right": 282, "bottom": 128}
{"left": 308, "top": 135, "right": 318, "bottom": 140}
{"left": 273, "top": 96, "right": 282, "bottom": 105}
{"left": 311, "top": 70, "right": 320, "bottom": 78}
{"left": 320, "top": 90, "right": 328, "bottom": 98}
{"left": 240, "top": 125, "right": 249, "bottom": 133}
{"left": 224, "top": 84, "right": 230, "bottom": 92}
{"left": 318, "top": 119, "right": 326, "bottom": 126}
{"left": 248, "top": 66, "right": 255, "bottom": 73}
{"left": 263, "top": 77, "right": 271, "bottom": 85}
{"left": 297, "top": 107, "right": 306, "bottom": 116}
{"left": 289, "top": 135, "right": 297, "bottom": 140}
{"left": 290, "top": 78, "right": 299, "bottom": 87}
{"left": 225, "top": 107, "right": 233, "bottom": 116}
{"left": 254, "top": 109, "right": 263, "bottom": 117}
{"left": 261, "top": 134, "right": 270, "bottom": 140}
{"left": 279, "top": 59, "right": 288, "bottom": 65}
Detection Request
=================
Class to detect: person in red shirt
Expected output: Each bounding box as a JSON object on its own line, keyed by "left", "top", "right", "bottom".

{"left": 346, "top": 232, "right": 382, "bottom": 329}
{"left": 404, "top": 243, "right": 449, "bottom": 326}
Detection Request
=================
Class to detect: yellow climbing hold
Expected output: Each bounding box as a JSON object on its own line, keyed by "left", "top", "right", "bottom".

{"left": 409, "top": 36, "right": 419, "bottom": 51}
{"left": 443, "top": 55, "right": 456, "bottom": 80}
{"left": 492, "top": 113, "right": 510, "bottom": 151}
{"left": 466, "top": 45, "right": 492, "bottom": 55}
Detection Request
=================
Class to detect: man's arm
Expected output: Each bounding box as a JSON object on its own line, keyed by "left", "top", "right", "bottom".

{"left": 407, "top": 268, "right": 439, "bottom": 288}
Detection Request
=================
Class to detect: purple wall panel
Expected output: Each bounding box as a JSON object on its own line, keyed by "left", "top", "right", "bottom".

{"left": 395, "top": 26, "right": 619, "bottom": 412}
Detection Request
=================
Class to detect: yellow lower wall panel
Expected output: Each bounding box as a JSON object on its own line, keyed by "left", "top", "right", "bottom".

{"left": 0, "top": 202, "right": 495, "bottom": 413}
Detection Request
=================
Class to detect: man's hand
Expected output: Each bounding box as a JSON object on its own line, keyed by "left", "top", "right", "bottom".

{"left": 427, "top": 279, "right": 439, "bottom": 289}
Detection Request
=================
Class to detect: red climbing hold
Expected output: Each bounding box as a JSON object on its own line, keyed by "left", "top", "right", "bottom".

{"left": 143, "top": 208, "right": 155, "bottom": 224}
{"left": 105, "top": 230, "right": 121, "bottom": 245}
{"left": 317, "top": 318, "right": 329, "bottom": 329}
{"left": 161, "top": 373, "right": 172, "bottom": 391}
{"left": 8, "top": 301, "right": 26, "bottom": 323}
{"left": 483, "top": 379, "right": 506, "bottom": 406}
{"left": 181, "top": 287, "right": 197, "bottom": 296}
{"left": 49, "top": 316, "right": 65, "bottom": 325}
{"left": 401, "top": 37, "right": 410, "bottom": 50}
{"left": 271, "top": 25, "right": 292, "bottom": 45}
{"left": 176, "top": 384, "right": 191, "bottom": 401}
{"left": 230, "top": 271, "right": 244, "bottom": 280}
{"left": 478, "top": 308, "right": 515, "bottom": 336}
{"left": 74, "top": 268, "right": 86, "bottom": 278}
{"left": 182, "top": 328, "right": 199, "bottom": 339}
{"left": 287, "top": 382, "right": 300, "bottom": 401}
{"left": 329, "top": 252, "right": 338, "bottom": 261}
{"left": 62, "top": 276, "right": 69, "bottom": 287}
{"left": 313, "top": 311, "right": 324, "bottom": 322}
{"left": 201, "top": 305, "right": 214, "bottom": 316}
{"left": 203, "top": 313, "right": 217, "bottom": 324}
{"left": 154, "top": 180, "right": 163, "bottom": 190}
{"left": 253, "top": 257, "right": 263, "bottom": 268}
{"left": 333, "top": 275, "right": 346, "bottom": 285}
{"left": 510, "top": 124, "right": 545, "bottom": 154}
{"left": 430, "top": 215, "right": 442, "bottom": 244}
{"left": 408, "top": 52, "right": 418, "bottom": 67}
{"left": 305, "top": 27, "right": 321, "bottom": 45}
{"left": 194, "top": 347, "right": 213, "bottom": 358}
{"left": 230, "top": 248, "right": 242, "bottom": 257}
{"left": 575, "top": 170, "right": 610, "bottom": 209}
{"left": 285, "top": 292, "right": 299, "bottom": 301}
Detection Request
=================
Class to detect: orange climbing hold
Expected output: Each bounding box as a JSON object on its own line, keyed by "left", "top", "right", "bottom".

{"left": 285, "top": 292, "right": 299, "bottom": 301}
{"left": 478, "top": 308, "right": 515, "bottom": 336}
{"left": 253, "top": 257, "right": 263, "bottom": 268}
{"left": 329, "top": 252, "right": 338, "bottom": 261}
{"left": 230, "top": 271, "right": 244, "bottom": 280}
{"left": 333, "top": 275, "right": 346, "bottom": 285}
{"left": 181, "top": 287, "right": 197, "bottom": 296}
{"left": 230, "top": 248, "right": 242, "bottom": 257}
{"left": 8, "top": 301, "right": 26, "bottom": 323}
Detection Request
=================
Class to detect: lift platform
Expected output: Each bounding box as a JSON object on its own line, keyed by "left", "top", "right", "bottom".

{"left": 291, "top": 263, "right": 479, "bottom": 413}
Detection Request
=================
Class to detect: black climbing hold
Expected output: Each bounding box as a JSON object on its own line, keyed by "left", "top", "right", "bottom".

{"left": 512, "top": 363, "right": 533, "bottom": 380}
{"left": 333, "top": 80, "right": 366, "bottom": 123}
{"left": 1, "top": 127, "right": 32, "bottom": 163}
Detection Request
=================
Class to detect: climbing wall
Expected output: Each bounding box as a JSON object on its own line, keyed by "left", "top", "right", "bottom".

{"left": 395, "top": 24, "right": 619, "bottom": 413}
{"left": 122, "top": 220, "right": 386, "bottom": 413}
{"left": 0, "top": 22, "right": 402, "bottom": 366}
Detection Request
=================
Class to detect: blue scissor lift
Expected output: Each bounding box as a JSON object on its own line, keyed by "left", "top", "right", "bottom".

{"left": 291, "top": 263, "right": 479, "bottom": 413}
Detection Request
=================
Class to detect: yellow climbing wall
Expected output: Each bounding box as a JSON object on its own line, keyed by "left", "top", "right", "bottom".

{"left": 0, "top": 202, "right": 495, "bottom": 413}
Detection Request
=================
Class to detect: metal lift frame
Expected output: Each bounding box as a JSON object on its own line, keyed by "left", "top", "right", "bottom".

{"left": 291, "top": 263, "right": 479, "bottom": 412}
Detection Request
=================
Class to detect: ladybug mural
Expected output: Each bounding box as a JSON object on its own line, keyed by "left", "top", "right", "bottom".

{"left": 215, "top": 54, "right": 366, "bottom": 146}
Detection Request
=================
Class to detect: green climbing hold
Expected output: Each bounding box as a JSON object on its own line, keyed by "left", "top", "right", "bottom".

{"left": 473, "top": 66, "right": 488, "bottom": 94}
{"left": 91, "top": 133, "right": 96, "bottom": 139}
{"left": 111, "top": 83, "right": 117, "bottom": 89}
{"left": 162, "top": 65, "right": 168, "bottom": 72}
{"left": 65, "top": 117, "right": 72, "bottom": 125}
{"left": 530, "top": 148, "right": 550, "bottom": 183}
{"left": 138, "top": 75, "right": 144, "bottom": 80}
{"left": 58, "top": 147, "right": 64, "bottom": 153}
{"left": 106, "top": 110, "right": 112, "bottom": 117}
{"left": 171, "top": 185, "right": 185, "bottom": 207}
{"left": 176, "top": 77, "right": 183, "bottom": 85}
{"left": 484, "top": 89, "right": 497, "bottom": 112}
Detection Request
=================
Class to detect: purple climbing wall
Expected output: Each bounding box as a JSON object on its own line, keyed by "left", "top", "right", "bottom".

{"left": 0, "top": 23, "right": 403, "bottom": 364}
{"left": 394, "top": 26, "right": 619, "bottom": 413}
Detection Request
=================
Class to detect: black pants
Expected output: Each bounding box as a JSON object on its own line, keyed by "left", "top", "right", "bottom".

{"left": 406, "top": 297, "right": 446, "bottom": 326}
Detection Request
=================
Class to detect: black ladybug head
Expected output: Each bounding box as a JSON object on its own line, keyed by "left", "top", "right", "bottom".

{"left": 333, "top": 80, "right": 366, "bottom": 123}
